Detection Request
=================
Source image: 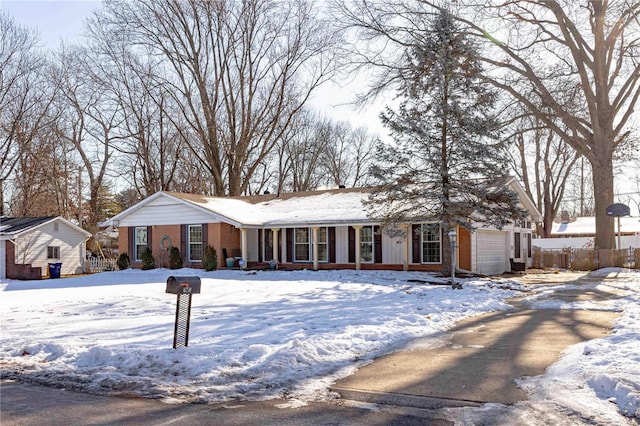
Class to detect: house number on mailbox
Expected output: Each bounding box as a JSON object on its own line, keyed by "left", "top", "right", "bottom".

{"left": 165, "top": 276, "right": 201, "bottom": 349}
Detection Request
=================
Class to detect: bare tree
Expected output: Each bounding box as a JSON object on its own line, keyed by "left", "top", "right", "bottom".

{"left": 321, "top": 123, "right": 376, "bottom": 188}
{"left": 0, "top": 12, "right": 52, "bottom": 215}
{"left": 97, "top": 0, "right": 340, "bottom": 196}
{"left": 443, "top": 0, "right": 640, "bottom": 249}
{"left": 284, "top": 111, "right": 331, "bottom": 192}
{"left": 337, "top": 0, "right": 640, "bottom": 249}
{"left": 85, "top": 19, "right": 191, "bottom": 197}
{"left": 51, "top": 45, "right": 120, "bottom": 231}
{"left": 507, "top": 113, "right": 580, "bottom": 237}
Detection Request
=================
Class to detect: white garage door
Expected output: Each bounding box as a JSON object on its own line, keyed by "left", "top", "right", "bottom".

{"left": 476, "top": 230, "right": 508, "bottom": 276}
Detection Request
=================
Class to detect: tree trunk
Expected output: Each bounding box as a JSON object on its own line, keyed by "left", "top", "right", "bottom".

{"left": 591, "top": 161, "right": 615, "bottom": 250}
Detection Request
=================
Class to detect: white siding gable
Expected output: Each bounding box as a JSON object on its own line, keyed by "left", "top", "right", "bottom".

{"left": 118, "top": 195, "right": 225, "bottom": 226}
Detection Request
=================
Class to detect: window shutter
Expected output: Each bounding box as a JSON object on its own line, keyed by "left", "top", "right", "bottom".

{"left": 348, "top": 226, "right": 355, "bottom": 263}
{"left": 286, "top": 229, "right": 293, "bottom": 262}
{"left": 258, "top": 229, "right": 263, "bottom": 262}
{"left": 329, "top": 227, "right": 336, "bottom": 263}
{"left": 128, "top": 227, "right": 134, "bottom": 259}
{"left": 202, "top": 223, "right": 208, "bottom": 248}
{"left": 412, "top": 224, "right": 421, "bottom": 263}
{"left": 180, "top": 225, "right": 187, "bottom": 263}
{"left": 147, "top": 226, "right": 153, "bottom": 254}
{"left": 374, "top": 226, "right": 382, "bottom": 264}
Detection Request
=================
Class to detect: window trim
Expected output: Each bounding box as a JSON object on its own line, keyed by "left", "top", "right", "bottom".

{"left": 188, "top": 224, "right": 203, "bottom": 262}
{"left": 47, "top": 246, "right": 60, "bottom": 259}
{"left": 421, "top": 223, "right": 442, "bottom": 264}
{"left": 293, "top": 227, "right": 329, "bottom": 263}
{"left": 134, "top": 226, "right": 147, "bottom": 262}
{"left": 360, "top": 226, "right": 375, "bottom": 263}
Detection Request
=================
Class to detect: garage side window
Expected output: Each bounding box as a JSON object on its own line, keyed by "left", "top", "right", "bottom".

{"left": 421, "top": 223, "right": 441, "bottom": 263}
{"left": 47, "top": 246, "right": 60, "bottom": 259}
{"left": 134, "top": 227, "right": 147, "bottom": 261}
{"left": 188, "top": 225, "right": 203, "bottom": 261}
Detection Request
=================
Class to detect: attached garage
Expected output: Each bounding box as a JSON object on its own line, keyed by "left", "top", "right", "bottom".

{"left": 475, "top": 230, "right": 509, "bottom": 276}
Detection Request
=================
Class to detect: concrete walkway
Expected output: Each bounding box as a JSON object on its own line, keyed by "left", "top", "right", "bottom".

{"left": 331, "top": 275, "right": 621, "bottom": 409}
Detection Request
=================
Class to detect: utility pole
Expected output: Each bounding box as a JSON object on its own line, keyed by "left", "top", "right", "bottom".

{"left": 580, "top": 157, "right": 585, "bottom": 216}
{"left": 78, "top": 167, "right": 83, "bottom": 227}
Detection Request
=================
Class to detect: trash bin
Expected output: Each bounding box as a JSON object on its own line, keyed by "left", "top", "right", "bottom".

{"left": 48, "top": 262, "right": 62, "bottom": 279}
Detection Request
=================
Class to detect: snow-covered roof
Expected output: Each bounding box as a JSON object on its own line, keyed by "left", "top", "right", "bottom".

{"left": 102, "top": 179, "right": 541, "bottom": 229}
{"left": 168, "top": 188, "right": 373, "bottom": 227}
{"left": 551, "top": 216, "right": 640, "bottom": 236}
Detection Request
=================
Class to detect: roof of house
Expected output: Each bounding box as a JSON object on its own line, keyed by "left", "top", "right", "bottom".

{"left": 0, "top": 216, "right": 92, "bottom": 239}
{"left": 551, "top": 216, "right": 640, "bottom": 236}
{"left": 166, "top": 187, "right": 373, "bottom": 227}
{"left": 0, "top": 216, "right": 56, "bottom": 234}
{"left": 102, "top": 178, "right": 542, "bottom": 228}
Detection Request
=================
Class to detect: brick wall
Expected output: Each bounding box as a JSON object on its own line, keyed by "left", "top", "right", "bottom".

{"left": 5, "top": 241, "right": 42, "bottom": 280}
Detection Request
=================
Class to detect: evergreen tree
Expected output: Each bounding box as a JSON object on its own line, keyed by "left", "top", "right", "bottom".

{"left": 365, "top": 9, "right": 526, "bottom": 276}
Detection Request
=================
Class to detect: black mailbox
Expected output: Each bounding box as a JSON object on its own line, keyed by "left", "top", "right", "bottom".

{"left": 166, "top": 276, "right": 201, "bottom": 295}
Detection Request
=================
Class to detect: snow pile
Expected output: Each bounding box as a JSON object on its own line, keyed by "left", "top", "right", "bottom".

{"left": 0, "top": 269, "right": 517, "bottom": 403}
{"left": 2, "top": 267, "right": 639, "bottom": 424}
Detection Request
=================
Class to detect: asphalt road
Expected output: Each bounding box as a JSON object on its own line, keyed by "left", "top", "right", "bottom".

{"left": 0, "top": 379, "right": 452, "bottom": 426}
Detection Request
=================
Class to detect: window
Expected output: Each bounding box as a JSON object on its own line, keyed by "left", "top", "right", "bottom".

{"left": 134, "top": 227, "right": 147, "bottom": 261}
{"left": 294, "top": 228, "right": 310, "bottom": 261}
{"left": 317, "top": 227, "right": 328, "bottom": 262}
{"left": 188, "top": 225, "right": 203, "bottom": 261}
{"left": 360, "top": 226, "right": 374, "bottom": 263}
{"left": 421, "top": 223, "right": 441, "bottom": 263}
{"left": 293, "top": 227, "right": 328, "bottom": 262}
{"left": 527, "top": 233, "right": 532, "bottom": 258}
{"left": 47, "top": 246, "right": 60, "bottom": 259}
{"left": 514, "top": 232, "right": 522, "bottom": 257}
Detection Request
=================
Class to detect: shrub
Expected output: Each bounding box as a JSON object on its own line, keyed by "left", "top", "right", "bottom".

{"left": 203, "top": 245, "right": 217, "bottom": 271}
{"left": 140, "top": 247, "right": 155, "bottom": 270}
{"left": 117, "top": 252, "right": 130, "bottom": 270}
{"left": 169, "top": 246, "right": 183, "bottom": 270}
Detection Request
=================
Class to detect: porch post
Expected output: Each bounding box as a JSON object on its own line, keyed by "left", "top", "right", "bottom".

{"left": 403, "top": 224, "right": 410, "bottom": 271}
{"left": 353, "top": 225, "right": 362, "bottom": 270}
{"left": 240, "top": 228, "right": 248, "bottom": 269}
{"left": 311, "top": 227, "right": 319, "bottom": 271}
{"left": 271, "top": 228, "right": 280, "bottom": 262}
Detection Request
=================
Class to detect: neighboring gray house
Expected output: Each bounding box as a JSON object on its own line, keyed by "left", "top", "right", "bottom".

{"left": 0, "top": 216, "right": 91, "bottom": 280}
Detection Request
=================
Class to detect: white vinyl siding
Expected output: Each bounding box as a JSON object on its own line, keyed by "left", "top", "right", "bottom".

{"left": 12, "top": 219, "right": 88, "bottom": 276}
{"left": 118, "top": 196, "right": 230, "bottom": 226}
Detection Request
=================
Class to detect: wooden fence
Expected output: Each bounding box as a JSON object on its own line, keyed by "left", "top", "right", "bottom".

{"left": 532, "top": 247, "right": 639, "bottom": 271}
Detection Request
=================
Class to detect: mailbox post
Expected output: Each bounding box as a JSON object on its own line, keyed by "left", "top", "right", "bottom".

{"left": 166, "top": 276, "right": 201, "bottom": 349}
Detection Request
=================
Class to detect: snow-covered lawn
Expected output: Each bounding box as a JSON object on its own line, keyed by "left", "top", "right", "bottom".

{"left": 1, "top": 268, "right": 638, "bottom": 424}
